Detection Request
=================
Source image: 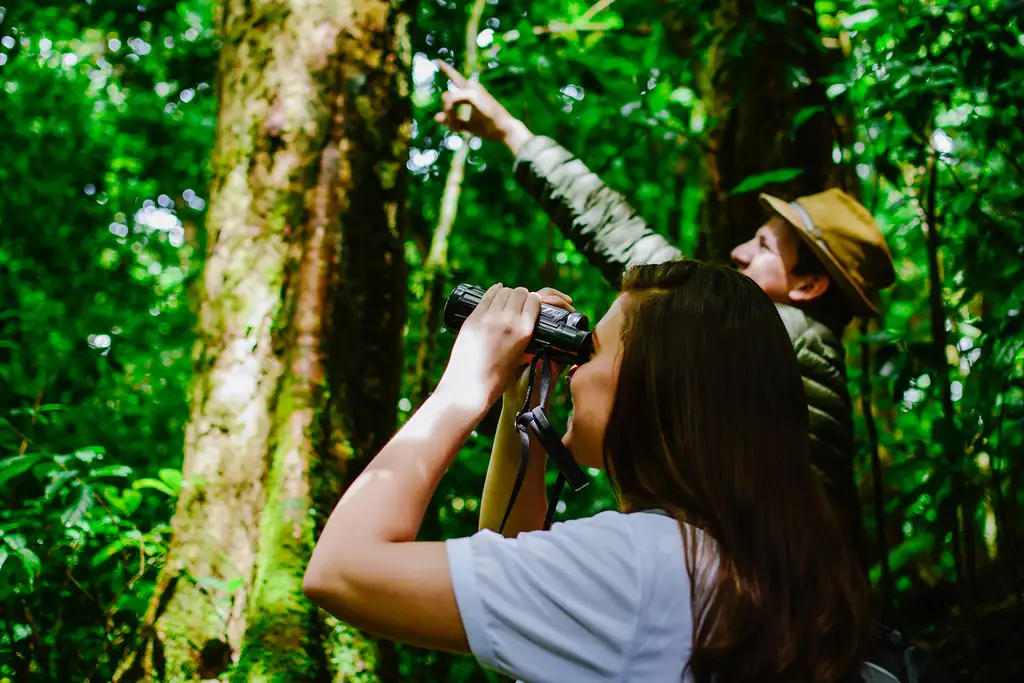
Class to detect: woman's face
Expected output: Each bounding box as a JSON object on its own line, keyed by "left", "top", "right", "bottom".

{"left": 562, "top": 294, "right": 628, "bottom": 469}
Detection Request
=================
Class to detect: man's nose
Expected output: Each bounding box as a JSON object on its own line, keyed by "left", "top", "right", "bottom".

{"left": 730, "top": 244, "right": 748, "bottom": 268}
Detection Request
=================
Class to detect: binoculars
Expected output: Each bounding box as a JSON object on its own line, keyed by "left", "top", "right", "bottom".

{"left": 443, "top": 284, "right": 593, "bottom": 366}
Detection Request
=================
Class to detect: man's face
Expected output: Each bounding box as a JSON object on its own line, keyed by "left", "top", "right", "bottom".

{"left": 730, "top": 216, "right": 819, "bottom": 305}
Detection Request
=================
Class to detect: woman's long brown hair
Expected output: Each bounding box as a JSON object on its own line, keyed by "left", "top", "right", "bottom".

{"left": 605, "top": 260, "right": 873, "bottom": 683}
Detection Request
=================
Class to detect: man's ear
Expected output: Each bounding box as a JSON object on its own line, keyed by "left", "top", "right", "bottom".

{"left": 789, "top": 274, "right": 830, "bottom": 303}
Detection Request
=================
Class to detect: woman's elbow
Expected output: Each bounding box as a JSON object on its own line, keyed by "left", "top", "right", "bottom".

{"left": 302, "top": 558, "right": 348, "bottom": 612}
{"left": 302, "top": 563, "right": 329, "bottom": 604}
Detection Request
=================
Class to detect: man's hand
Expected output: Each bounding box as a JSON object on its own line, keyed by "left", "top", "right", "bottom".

{"left": 433, "top": 61, "right": 534, "bottom": 155}
{"left": 506, "top": 287, "right": 575, "bottom": 407}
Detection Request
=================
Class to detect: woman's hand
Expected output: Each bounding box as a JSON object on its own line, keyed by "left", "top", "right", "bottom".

{"left": 433, "top": 61, "right": 534, "bottom": 155}
{"left": 437, "top": 284, "right": 542, "bottom": 411}
{"left": 505, "top": 287, "right": 576, "bottom": 406}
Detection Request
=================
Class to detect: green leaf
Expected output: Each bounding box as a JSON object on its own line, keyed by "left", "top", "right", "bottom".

{"left": 840, "top": 9, "right": 879, "bottom": 29}
{"left": 105, "top": 488, "right": 143, "bottom": 516}
{"left": 755, "top": 0, "right": 787, "bottom": 23}
{"left": 73, "top": 448, "right": 105, "bottom": 464}
{"left": 860, "top": 329, "right": 901, "bottom": 344}
{"left": 3, "top": 535, "right": 41, "bottom": 587}
{"left": 61, "top": 485, "right": 94, "bottom": 526}
{"left": 726, "top": 31, "right": 747, "bottom": 58}
{"left": 122, "top": 489, "right": 143, "bottom": 515}
{"left": 92, "top": 539, "right": 126, "bottom": 567}
{"left": 729, "top": 168, "right": 805, "bottom": 195}
{"left": 158, "top": 468, "right": 183, "bottom": 493}
{"left": 0, "top": 453, "right": 44, "bottom": 488}
{"left": 669, "top": 87, "right": 695, "bottom": 106}
{"left": 792, "top": 106, "right": 824, "bottom": 134}
{"left": 133, "top": 478, "right": 175, "bottom": 497}
{"left": 45, "top": 469, "right": 77, "bottom": 501}
{"left": 91, "top": 465, "right": 133, "bottom": 479}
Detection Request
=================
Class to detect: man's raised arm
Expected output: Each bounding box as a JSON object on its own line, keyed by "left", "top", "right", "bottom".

{"left": 434, "top": 61, "right": 682, "bottom": 288}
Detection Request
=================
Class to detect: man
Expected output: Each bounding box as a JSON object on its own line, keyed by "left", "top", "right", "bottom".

{"left": 434, "top": 61, "right": 896, "bottom": 568}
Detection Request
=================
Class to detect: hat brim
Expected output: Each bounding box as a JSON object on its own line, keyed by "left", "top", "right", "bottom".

{"left": 759, "top": 193, "right": 881, "bottom": 319}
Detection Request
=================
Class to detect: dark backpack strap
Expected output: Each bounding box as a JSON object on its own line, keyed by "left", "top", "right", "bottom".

{"left": 865, "top": 626, "right": 909, "bottom": 680}
{"left": 861, "top": 625, "right": 954, "bottom": 683}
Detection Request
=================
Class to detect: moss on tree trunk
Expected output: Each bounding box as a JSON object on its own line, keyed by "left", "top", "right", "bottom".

{"left": 115, "top": 1, "right": 410, "bottom": 681}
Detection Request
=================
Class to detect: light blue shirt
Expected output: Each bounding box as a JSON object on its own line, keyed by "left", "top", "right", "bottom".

{"left": 446, "top": 510, "right": 700, "bottom": 683}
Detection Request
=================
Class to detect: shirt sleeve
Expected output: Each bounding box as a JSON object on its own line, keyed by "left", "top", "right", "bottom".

{"left": 445, "top": 511, "right": 644, "bottom": 683}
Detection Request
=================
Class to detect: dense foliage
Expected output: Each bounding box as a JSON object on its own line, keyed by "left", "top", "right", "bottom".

{"left": 1, "top": 0, "right": 1020, "bottom": 681}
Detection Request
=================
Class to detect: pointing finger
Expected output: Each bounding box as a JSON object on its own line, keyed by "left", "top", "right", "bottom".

{"left": 435, "top": 59, "right": 469, "bottom": 88}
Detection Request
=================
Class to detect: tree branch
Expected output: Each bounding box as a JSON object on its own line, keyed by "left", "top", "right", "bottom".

{"left": 411, "top": 0, "right": 489, "bottom": 409}
{"left": 580, "top": 0, "right": 618, "bottom": 24}
{"left": 501, "top": 21, "right": 652, "bottom": 41}
{"left": 922, "top": 152, "right": 977, "bottom": 664}
{"left": 859, "top": 319, "right": 892, "bottom": 616}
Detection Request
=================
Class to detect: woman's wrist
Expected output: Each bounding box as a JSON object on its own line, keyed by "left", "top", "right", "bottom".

{"left": 499, "top": 118, "right": 533, "bottom": 156}
{"left": 431, "top": 380, "right": 495, "bottom": 423}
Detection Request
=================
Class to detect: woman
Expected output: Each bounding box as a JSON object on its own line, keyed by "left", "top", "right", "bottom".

{"left": 303, "top": 260, "right": 874, "bottom": 683}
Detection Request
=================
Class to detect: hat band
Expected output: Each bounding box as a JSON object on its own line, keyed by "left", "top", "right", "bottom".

{"left": 790, "top": 201, "right": 840, "bottom": 265}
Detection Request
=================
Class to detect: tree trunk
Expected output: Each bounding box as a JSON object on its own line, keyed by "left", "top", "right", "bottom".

{"left": 664, "top": 1, "right": 848, "bottom": 262}
{"left": 115, "top": 1, "right": 410, "bottom": 681}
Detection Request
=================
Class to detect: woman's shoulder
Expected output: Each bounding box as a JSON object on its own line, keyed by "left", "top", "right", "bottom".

{"left": 459, "top": 509, "right": 690, "bottom": 599}
{"left": 447, "top": 509, "right": 696, "bottom": 682}
{"left": 540, "top": 509, "right": 695, "bottom": 577}
{"left": 554, "top": 508, "right": 693, "bottom": 538}
{"left": 543, "top": 508, "right": 684, "bottom": 547}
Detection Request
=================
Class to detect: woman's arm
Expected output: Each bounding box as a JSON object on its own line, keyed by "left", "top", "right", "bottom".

{"left": 303, "top": 285, "right": 542, "bottom": 652}
{"left": 303, "top": 385, "right": 484, "bottom": 652}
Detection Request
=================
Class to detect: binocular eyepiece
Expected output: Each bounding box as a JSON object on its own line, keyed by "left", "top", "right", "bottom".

{"left": 443, "top": 284, "right": 593, "bottom": 366}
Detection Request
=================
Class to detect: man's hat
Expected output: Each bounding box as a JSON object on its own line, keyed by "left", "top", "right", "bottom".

{"left": 759, "top": 188, "right": 895, "bottom": 318}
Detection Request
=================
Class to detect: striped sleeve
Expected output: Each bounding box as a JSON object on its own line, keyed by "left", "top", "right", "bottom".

{"left": 513, "top": 135, "right": 683, "bottom": 288}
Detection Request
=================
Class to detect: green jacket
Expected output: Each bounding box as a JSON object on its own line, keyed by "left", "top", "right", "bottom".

{"left": 513, "top": 135, "right": 867, "bottom": 565}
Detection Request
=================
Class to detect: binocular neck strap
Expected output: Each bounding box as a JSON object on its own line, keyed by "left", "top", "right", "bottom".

{"left": 498, "top": 356, "right": 568, "bottom": 534}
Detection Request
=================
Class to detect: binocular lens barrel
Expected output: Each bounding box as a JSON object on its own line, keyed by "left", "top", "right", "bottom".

{"left": 443, "top": 284, "right": 593, "bottom": 366}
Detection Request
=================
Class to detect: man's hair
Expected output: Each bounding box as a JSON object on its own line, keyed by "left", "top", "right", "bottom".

{"left": 791, "top": 240, "right": 854, "bottom": 335}
{"left": 605, "top": 260, "right": 873, "bottom": 683}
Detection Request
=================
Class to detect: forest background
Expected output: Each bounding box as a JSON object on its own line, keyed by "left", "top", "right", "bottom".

{"left": 1, "top": 0, "right": 1022, "bottom": 681}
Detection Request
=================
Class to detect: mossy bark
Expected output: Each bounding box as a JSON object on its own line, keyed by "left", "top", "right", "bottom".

{"left": 115, "top": 1, "right": 410, "bottom": 681}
